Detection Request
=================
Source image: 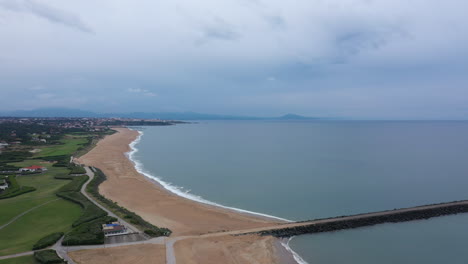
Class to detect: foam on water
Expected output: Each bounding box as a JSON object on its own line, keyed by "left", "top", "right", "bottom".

{"left": 126, "top": 128, "right": 293, "bottom": 222}
{"left": 281, "top": 237, "right": 309, "bottom": 264}
{"left": 126, "top": 128, "right": 308, "bottom": 263}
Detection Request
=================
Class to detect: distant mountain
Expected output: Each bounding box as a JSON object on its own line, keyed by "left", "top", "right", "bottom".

{"left": 0, "top": 108, "right": 321, "bottom": 120}
{"left": 278, "top": 114, "right": 317, "bottom": 120}
{"left": 1, "top": 108, "right": 100, "bottom": 118}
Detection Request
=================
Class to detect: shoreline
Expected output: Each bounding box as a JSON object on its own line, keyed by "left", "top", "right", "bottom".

{"left": 127, "top": 127, "right": 306, "bottom": 264}
{"left": 77, "top": 127, "right": 301, "bottom": 263}
{"left": 126, "top": 127, "right": 293, "bottom": 223}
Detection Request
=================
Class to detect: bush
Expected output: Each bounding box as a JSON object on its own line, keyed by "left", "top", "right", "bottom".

{"left": 62, "top": 216, "right": 116, "bottom": 246}
{"left": 55, "top": 175, "right": 107, "bottom": 226}
{"left": 33, "top": 232, "right": 64, "bottom": 250}
{"left": 56, "top": 175, "right": 87, "bottom": 193}
{"left": 87, "top": 168, "right": 172, "bottom": 237}
{"left": 35, "top": 155, "right": 70, "bottom": 168}
{"left": 69, "top": 165, "right": 86, "bottom": 175}
{"left": 34, "top": 249, "right": 66, "bottom": 264}
{"left": 0, "top": 175, "right": 36, "bottom": 199}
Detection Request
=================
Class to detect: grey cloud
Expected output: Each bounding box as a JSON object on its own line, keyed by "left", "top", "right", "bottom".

{"left": 0, "top": 0, "right": 92, "bottom": 33}
{"left": 264, "top": 15, "right": 286, "bottom": 30}
{"left": 197, "top": 17, "right": 240, "bottom": 44}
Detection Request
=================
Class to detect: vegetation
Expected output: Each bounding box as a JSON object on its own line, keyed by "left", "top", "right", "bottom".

{"left": 32, "top": 232, "right": 64, "bottom": 250}
{"left": 0, "top": 255, "right": 38, "bottom": 264}
{"left": 0, "top": 175, "right": 36, "bottom": 199}
{"left": 87, "top": 168, "right": 172, "bottom": 237}
{"left": 68, "top": 165, "right": 86, "bottom": 175}
{"left": 0, "top": 162, "right": 82, "bottom": 256}
{"left": 0, "top": 151, "right": 30, "bottom": 178}
{"left": 34, "top": 250, "right": 66, "bottom": 264}
{"left": 34, "top": 136, "right": 89, "bottom": 158}
{"left": 36, "top": 155, "right": 70, "bottom": 168}
{"left": 55, "top": 175, "right": 107, "bottom": 226}
{"left": 0, "top": 199, "right": 81, "bottom": 256}
{"left": 62, "top": 216, "right": 116, "bottom": 246}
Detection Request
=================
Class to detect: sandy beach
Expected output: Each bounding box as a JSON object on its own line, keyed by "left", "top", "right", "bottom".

{"left": 76, "top": 127, "right": 297, "bottom": 264}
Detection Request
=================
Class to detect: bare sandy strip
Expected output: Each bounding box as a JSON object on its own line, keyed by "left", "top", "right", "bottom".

{"left": 77, "top": 127, "right": 281, "bottom": 236}
{"left": 69, "top": 244, "right": 166, "bottom": 264}
{"left": 76, "top": 127, "right": 295, "bottom": 263}
{"left": 174, "top": 235, "right": 297, "bottom": 264}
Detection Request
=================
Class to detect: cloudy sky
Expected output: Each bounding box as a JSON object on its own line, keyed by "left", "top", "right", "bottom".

{"left": 1, "top": 0, "right": 467, "bottom": 119}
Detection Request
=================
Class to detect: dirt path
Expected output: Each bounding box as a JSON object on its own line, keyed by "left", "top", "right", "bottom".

{"left": 0, "top": 198, "right": 60, "bottom": 231}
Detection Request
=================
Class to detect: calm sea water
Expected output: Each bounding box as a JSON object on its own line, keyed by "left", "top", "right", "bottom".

{"left": 132, "top": 121, "right": 468, "bottom": 263}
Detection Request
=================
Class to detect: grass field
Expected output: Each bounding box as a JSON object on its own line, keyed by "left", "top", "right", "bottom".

{"left": 0, "top": 255, "right": 37, "bottom": 264}
{"left": 0, "top": 152, "right": 85, "bottom": 256}
{"left": 0, "top": 199, "right": 81, "bottom": 256}
{"left": 33, "top": 135, "right": 89, "bottom": 158}
{"left": 0, "top": 162, "right": 70, "bottom": 227}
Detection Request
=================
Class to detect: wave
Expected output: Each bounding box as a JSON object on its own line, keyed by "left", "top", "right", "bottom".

{"left": 126, "top": 127, "right": 307, "bottom": 263}
{"left": 281, "top": 237, "right": 309, "bottom": 264}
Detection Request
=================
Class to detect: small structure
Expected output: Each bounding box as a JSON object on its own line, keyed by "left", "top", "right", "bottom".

{"left": 0, "top": 179, "right": 8, "bottom": 191}
{"left": 19, "top": 165, "right": 48, "bottom": 173}
{"left": 102, "top": 222, "right": 128, "bottom": 237}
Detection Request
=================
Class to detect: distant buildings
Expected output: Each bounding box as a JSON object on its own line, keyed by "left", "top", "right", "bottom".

{"left": 102, "top": 222, "right": 128, "bottom": 236}
{"left": 19, "top": 165, "right": 47, "bottom": 173}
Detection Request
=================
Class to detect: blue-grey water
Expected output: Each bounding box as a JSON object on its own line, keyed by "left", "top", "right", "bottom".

{"left": 132, "top": 121, "right": 468, "bottom": 263}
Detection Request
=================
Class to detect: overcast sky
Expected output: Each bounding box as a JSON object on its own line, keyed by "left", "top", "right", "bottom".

{"left": 1, "top": 0, "right": 467, "bottom": 119}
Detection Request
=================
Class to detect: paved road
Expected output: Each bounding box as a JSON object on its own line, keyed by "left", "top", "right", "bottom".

{"left": 0, "top": 251, "right": 34, "bottom": 260}
{"left": 81, "top": 166, "right": 141, "bottom": 233}
{"left": 5, "top": 166, "right": 468, "bottom": 263}
{"left": 0, "top": 198, "right": 60, "bottom": 231}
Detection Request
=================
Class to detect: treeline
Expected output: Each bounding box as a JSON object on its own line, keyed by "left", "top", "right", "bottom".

{"left": 33, "top": 232, "right": 64, "bottom": 250}
{"left": 52, "top": 174, "right": 113, "bottom": 245}
{"left": 0, "top": 123, "right": 55, "bottom": 143}
{"left": 55, "top": 175, "right": 107, "bottom": 226}
{"left": 87, "top": 168, "right": 172, "bottom": 237}
{"left": 101, "top": 120, "right": 174, "bottom": 126}
{"left": 0, "top": 175, "right": 36, "bottom": 199}
{"left": 34, "top": 249, "right": 67, "bottom": 264}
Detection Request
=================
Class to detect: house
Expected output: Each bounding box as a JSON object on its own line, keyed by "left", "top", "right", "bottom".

{"left": 19, "top": 165, "right": 48, "bottom": 173}
{"left": 102, "top": 222, "right": 128, "bottom": 236}
{"left": 0, "top": 179, "right": 8, "bottom": 191}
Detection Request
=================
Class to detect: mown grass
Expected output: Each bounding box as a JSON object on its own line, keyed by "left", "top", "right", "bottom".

{"left": 0, "top": 161, "right": 82, "bottom": 256}
{"left": 34, "top": 136, "right": 89, "bottom": 158}
{"left": 0, "top": 163, "right": 70, "bottom": 227}
{"left": 0, "top": 255, "right": 38, "bottom": 264}
{"left": 0, "top": 199, "right": 81, "bottom": 256}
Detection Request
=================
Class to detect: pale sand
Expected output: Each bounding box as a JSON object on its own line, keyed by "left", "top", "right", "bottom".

{"left": 175, "top": 235, "right": 297, "bottom": 264}
{"left": 77, "top": 127, "right": 280, "bottom": 236}
{"left": 69, "top": 244, "right": 165, "bottom": 264}
{"left": 76, "top": 127, "right": 296, "bottom": 264}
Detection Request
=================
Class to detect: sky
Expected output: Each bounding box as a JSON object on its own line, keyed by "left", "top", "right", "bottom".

{"left": 0, "top": 0, "right": 467, "bottom": 119}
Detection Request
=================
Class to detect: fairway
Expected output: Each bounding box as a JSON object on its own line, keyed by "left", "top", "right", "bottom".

{"left": 0, "top": 160, "right": 83, "bottom": 256}
{"left": 0, "top": 255, "right": 37, "bottom": 264}
{"left": 0, "top": 199, "right": 82, "bottom": 256}
{"left": 34, "top": 135, "right": 89, "bottom": 158}
{"left": 0, "top": 163, "right": 71, "bottom": 226}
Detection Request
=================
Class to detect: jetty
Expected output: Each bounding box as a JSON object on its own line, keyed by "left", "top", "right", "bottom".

{"left": 235, "top": 199, "right": 468, "bottom": 237}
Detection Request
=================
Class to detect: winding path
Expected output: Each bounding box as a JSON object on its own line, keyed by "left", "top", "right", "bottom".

{"left": 4, "top": 166, "right": 468, "bottom": 263}
{"left": 0, "top": 198, "right": 60, "bottom": 231}
{"left": 81, "top": 166, "right": 141, "bottom": 233}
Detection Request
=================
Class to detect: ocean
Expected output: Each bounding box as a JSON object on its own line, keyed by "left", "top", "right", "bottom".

{"left": 129, "top": 121, "right": 468, "bottom": 263}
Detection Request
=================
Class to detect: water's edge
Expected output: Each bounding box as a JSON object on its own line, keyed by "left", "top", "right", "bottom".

{"left": 125, "top": 128, "right": 308, "bottom": 264}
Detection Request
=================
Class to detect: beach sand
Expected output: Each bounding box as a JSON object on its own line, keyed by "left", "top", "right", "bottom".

{"left": 69, "top": 244, "right": 166, "bottom": 264}
{"left": 174, "top": 235, "right": 298, "bottom": 264}
{"left": 75, "top": 127, "right": 296, "bottom": 264}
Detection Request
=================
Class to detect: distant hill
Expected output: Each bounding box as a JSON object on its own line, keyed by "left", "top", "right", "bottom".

{"left": 0, "top": 108, "right": 321, "bottom": 121}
